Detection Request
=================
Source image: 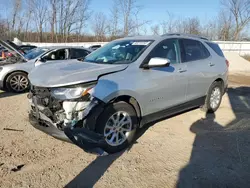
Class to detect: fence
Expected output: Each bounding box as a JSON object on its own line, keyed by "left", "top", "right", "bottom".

{"left": 22, "top": 41, "right": 250, "bottom": 55}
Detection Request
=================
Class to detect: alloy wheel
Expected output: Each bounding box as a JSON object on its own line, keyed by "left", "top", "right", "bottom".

{"left": 210, "top": 87, "right": 221, "bottom": 109}
{"left": 9, "top": 75, "right": 29, "bottom": 92}
{"left": 104, "top": 111, "right": 133, "bottom": 146}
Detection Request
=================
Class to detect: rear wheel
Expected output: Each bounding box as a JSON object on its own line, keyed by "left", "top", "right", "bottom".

{"left": 203, "top": 81, "right": 223, "bottom": 113}
{"left": 5, "top": 72, "right": 29, "bottom": 93}
{"left": 96, "top": 101, "right": 138, "bottom": 153}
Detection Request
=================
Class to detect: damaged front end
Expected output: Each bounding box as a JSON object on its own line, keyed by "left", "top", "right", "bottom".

{"left": 28, "top": 84, "right": 108, "bottom": 156}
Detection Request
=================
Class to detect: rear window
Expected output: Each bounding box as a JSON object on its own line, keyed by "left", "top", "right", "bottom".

{"left": 206, "top": 42, "right": 224, "bottom": 57}
{"left": 180, "top": 39, "right": 210, "bottom": 62}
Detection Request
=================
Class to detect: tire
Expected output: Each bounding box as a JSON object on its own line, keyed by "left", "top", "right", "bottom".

{"left": 203, "top": 81, "right": 223, "bottom": 113}
{"left": 96, "top": 101, "right": 138, "bottom": 154}
{"left": 5, "top": 72, "right": 29, "bottom": 93}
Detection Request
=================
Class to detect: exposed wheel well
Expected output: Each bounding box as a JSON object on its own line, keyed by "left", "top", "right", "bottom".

{"left": 214, "top": 78, "right": 224, "bottom": 88}
{"left": 3, "top": 70, "right": 28, "bottom": 88}
{"left": 111, "top": 95, "right": 142, "bottom": 120}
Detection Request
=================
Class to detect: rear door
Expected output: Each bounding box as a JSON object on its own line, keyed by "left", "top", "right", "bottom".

{"left": 69, "top": 48, "right": 91, "bottom": 60}
{"left": 179, "top": 39, "right": 214, "bottom": 101}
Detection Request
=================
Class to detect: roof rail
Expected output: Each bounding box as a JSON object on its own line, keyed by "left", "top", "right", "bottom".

{"left": 161, "top": 33, "right": 209, "bottom": 40}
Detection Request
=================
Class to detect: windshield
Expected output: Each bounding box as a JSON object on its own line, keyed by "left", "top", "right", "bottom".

{"left": 84, "top": 40, "right": 153, "bottom": 64}
{"left": 24, "top": 48, "right": 48, "bottom": 60}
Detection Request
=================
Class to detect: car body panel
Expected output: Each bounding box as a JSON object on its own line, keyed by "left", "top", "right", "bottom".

{"left": 29, "top": 61, "right": 128, "bottom": 87}
{"left": 91, "top": 62, "right": 189, "bottom": 116}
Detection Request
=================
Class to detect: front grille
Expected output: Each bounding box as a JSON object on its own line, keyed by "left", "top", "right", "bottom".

{"left": 31, "top": 87, "right": 51, "bottom": 107}
{"left": 32, "top": 87, "right": 50, "bottom": 97}
{"left": 31, "top": 86, "right": 62, "bottom": 113}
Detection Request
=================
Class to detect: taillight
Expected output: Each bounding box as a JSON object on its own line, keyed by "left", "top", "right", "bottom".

{"left": 225, "top": 59, "right": 229, "bottom": 67}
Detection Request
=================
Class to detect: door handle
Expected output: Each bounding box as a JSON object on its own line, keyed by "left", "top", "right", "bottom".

{"left": 178, "top": 68, "right": 187, "bottom": 73}
{"left": 209, "top": 63, "right": 215, "bottom": 67}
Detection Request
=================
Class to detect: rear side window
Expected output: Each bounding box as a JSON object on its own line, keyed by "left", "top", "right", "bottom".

{"left": 180, "top": 39, "right": 210, "bottom": 62}
{"left": 205, "top": 42, "right": 224, "bottom": 57}
{"left": 71, "top": 49, "right": 90, "bottom": 59}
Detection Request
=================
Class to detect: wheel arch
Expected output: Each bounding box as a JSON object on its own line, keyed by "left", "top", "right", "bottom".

{"left": 206, "top": 77, "right": 224, "bottom": 95}
{"left": 214, "top": 78, "right": 224, "bottom": 88}
{"left": 108, "top": 95, "right": 142, "bottom": 121}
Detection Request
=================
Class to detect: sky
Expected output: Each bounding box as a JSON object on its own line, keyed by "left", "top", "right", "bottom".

{"left": 0, "top": 0, "right": 223, "bottom": 34}
{"left": 90, "top": 0, "right": 222, "bottom": 25}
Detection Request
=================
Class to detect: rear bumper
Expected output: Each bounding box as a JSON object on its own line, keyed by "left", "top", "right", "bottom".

{"left": 29, "top": 112, "right": 108, "bottom": 156}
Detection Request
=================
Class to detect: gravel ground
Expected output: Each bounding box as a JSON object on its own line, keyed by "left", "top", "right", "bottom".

{"left": 0, "top": 74, "right": 250, "bottom": 188}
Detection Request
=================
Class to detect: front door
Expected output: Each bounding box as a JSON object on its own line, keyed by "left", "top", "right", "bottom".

{"left": 35, "top": 48, "right": 69, "bottom": 66}
{"left": 139, "top": 39, "right": 189, "bottom": 116}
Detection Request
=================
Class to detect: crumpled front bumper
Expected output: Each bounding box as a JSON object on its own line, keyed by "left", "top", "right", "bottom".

{"left": 28, "top": 92, "right": 109, "bottom": 156}
{"left": 29, "top": 112, "right": 108, "bottom": 155}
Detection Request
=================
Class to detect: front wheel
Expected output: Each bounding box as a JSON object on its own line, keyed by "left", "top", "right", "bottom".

{"left": 96, "top": 101, "right": 138, "bottom": 154}
{"left": 203, "top": 81, "right": 223, "bottom": 113}
{"left": 5, "top": 72, "right": 29, "bottom": 93}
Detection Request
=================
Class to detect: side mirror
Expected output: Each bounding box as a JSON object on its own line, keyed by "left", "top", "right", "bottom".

{"left": 39, "top": 57, "right": 46, "bottom": 62}
{"left": 145, "top": 57, "right": 170, "bottom": 68}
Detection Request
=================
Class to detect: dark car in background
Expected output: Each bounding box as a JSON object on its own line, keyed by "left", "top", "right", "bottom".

{"left": 88, "top": 44, "right": 102, "bottom": 51}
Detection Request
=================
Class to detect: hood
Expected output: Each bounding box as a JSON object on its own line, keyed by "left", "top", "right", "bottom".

{"left": 0, "top": 40, "right": 27, "bottom": 62}
{"left": 29, "top": 60, "right": 128, "bottom": 87}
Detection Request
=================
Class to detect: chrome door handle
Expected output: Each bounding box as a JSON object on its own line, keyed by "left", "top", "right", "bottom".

{"left": 178, "top": 69, "right": 187, "bottom": 73}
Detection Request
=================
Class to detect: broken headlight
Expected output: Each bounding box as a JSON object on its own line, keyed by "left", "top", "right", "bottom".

{"left": 51, "top": 83, "right": 96, "bottom": 100}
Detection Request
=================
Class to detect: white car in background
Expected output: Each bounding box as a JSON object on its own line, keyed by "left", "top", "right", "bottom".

{"left": 0, "top": 40, "right": 92, "bottom": 92}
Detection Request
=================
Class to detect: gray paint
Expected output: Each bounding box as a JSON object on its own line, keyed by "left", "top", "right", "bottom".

{"left": 28, "top": 34, "right": 228, "bottom": 117}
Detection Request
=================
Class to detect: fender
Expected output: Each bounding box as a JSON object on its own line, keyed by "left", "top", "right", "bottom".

{"left": 90, "top": 79, "right": 146, "bottom": 116}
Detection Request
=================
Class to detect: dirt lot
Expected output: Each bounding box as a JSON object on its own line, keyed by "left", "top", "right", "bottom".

{"left": 0, "top": 74, "right": 250, "bottom": 188}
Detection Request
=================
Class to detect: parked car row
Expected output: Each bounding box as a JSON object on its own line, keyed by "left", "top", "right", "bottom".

{"left": 0, "top": 40, "right": 92, "bottom": 92}
{"left": 26, "top": 33, "right": 228, "bottom": 155}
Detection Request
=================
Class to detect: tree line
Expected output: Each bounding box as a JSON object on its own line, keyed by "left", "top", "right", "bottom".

{"left": 0, "top": 0, "right": 249, "bottom": 42}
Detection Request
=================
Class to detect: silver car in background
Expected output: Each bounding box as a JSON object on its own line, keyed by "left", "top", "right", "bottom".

{"left": 28, "top": 33, "right": 228, "bottom": 155}
{"left": 0, "top": 40, "right": 92, "bottom": 92}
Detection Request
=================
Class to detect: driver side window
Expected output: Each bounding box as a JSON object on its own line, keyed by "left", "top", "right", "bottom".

{"left": 148, "top": 39, "right": 179, "bottom": 64}
{"left": 44, "top": 49, "right": 68, "bottom": 61}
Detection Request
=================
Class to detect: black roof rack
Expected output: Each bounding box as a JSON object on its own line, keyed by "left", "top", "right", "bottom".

{"left": 161, "top": 33, "right": 209, "bottom": 41}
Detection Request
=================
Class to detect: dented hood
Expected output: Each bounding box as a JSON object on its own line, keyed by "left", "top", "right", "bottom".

{"left": 29, "top": 60, "right": 128, "bottom": 87}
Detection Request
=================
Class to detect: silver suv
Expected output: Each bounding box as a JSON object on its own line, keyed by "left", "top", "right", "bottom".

{"left": 28, "top": 33, "right": 228, "bottom": 155}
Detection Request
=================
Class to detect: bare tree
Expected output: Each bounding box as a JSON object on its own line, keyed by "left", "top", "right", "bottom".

{"left": 23, "top": 0, "right": 33, "bottom": 41}
{"left": 217, "top": 10, "right": 233, "bottom": 40}
{"left": 161, "top": 12, "right": 178, "bottom": 34}
{"left": 108, "top": 0, "right": 120, "bottom": 38}
{"left": 76, "top": 0, "right": 92, "bottom": 41}
{"left": 49, "top": 0, "right": 57, "bottom": 42}
{"left": 151, "top": 25, "right": 160, "bottom": 35}
{"left": 30, "top": 0, "right": 48, "bottom": 42}
{"left": 182, "top": 17, "right": 201, "bottom": 35}
{"left": 92, "top": 12, "right": 108, "bottom": 41}
{"left": 118, "top": 0, "right": 147, "bottom": 36}
{"left": 202, "top": 19, "right": 218, "bottom": 40}
{"left": 11, "top": 0, "right": 22, "bottom": 31}
{"left": 222, "top": 0, "right": 250, "bottom": 40}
